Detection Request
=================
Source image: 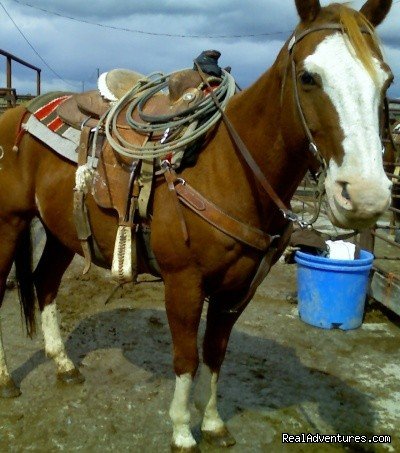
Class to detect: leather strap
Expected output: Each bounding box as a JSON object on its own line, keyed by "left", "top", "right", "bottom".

{"left": 164, "top": 164, "right": 273, "bottom": 251}
{"left": 74, "top": 126, "right": 93, "bottom": 273}
{"left": 287, "top": 24, "right": 371, "bottom": 52}
{"left": 163, "top": 164, "right": 190, "bottom": 243}
{"left": 12, "top": 110, "right": 29, "bottom": 152}
{"left": 138, "top": 159, "right": 154, "bottom": 218}
{"left": 225, "top": 220, "right": 293, "bottom": 313}
{"left": 78, "top": 126, "right": 91, "bottom": 166}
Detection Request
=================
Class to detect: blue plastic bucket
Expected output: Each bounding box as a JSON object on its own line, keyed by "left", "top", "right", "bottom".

{"left": 295, "top": 250, "right": 374, "bottom": 330}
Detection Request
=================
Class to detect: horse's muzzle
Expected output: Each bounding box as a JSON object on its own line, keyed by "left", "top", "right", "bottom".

{"left": 326, "top": 178, "right": 392, "bottom": 229}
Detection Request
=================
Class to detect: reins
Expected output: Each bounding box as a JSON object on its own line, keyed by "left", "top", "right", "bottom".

{"left": 198, "top": 22, "right": 391, "bottom": 235}
{"left": 194, "top": 61, "right": 310, "bottom": 229}
{"left": 194, "top": 27, "right": 346, "bottom": 230}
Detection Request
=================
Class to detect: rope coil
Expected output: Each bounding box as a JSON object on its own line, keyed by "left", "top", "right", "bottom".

{"left": 104, "top": 68, "right": 236, "bottom": 160}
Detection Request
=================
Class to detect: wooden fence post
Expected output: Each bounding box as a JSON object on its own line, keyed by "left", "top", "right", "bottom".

{"left": 358, "top": 228, "right": 375, "bottom": 253}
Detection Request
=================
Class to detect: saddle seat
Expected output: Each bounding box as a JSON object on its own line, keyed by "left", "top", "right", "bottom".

{"left": 98, "top": 68, "right": 146, "bottom": 101}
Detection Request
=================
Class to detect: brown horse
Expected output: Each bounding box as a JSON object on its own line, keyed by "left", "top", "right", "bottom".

{"left": 0, "top": 0, "right": 394, "bottom": 450}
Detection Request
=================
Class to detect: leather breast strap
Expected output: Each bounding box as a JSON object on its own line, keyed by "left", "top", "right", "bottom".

{"left": 163, "top": 164, "right": 273, "bottom": 252}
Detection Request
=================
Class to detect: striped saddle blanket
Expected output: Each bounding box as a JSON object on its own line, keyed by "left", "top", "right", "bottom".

{"left": 24, "top": 92, "right": 83, "bottom": 165}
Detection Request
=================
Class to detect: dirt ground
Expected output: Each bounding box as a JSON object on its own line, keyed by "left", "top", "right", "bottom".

{"left": 0, "top": 239, "right": 399, "bottom": 453}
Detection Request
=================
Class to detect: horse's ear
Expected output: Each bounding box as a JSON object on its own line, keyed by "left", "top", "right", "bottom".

{"left": 360, "top": 0, "right": 392, "bottom": 27}
{"left": 295, "top": 0, "right": 321, "bottom": 23}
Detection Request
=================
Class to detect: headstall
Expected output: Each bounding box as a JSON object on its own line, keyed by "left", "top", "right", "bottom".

{"left": 194, "top": 23, "right": 392, "bottom": 233}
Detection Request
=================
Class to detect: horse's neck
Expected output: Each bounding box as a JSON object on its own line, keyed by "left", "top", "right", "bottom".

{"left": 192, "top": 66, "right": 309, "bottom": 232}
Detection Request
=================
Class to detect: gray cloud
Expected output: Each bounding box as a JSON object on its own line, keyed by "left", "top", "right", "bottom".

{"left": 12, "top": 0, "right": 296, "bottom": 22}
{"left": 0, "top": 0, "right": 399, "bottom": 98}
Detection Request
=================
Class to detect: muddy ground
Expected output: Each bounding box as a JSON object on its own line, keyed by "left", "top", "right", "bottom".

{"left": 0, "top": 236, "right": 399, "bottom": 452}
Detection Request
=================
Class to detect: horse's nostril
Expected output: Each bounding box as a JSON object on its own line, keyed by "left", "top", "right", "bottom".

{"left": 341, "top": 183, "right": 351, "bottom": 201}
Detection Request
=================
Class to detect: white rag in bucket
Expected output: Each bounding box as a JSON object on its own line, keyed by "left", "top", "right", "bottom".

{"left": 326, "top": 240, "right": 356, "bottom": 260}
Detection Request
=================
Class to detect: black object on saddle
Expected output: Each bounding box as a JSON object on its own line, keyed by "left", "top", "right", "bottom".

{"left": 193, "top": 50, "right": 222, "bottom": 77}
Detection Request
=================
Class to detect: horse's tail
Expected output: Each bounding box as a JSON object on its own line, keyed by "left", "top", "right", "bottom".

{"left": 15, "top": 223, "right": 36, "bottom": 337}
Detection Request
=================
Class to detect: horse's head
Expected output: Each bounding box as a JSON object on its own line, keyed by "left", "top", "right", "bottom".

{"left": 283, "top": 0, "right": 393, "bottom": 229}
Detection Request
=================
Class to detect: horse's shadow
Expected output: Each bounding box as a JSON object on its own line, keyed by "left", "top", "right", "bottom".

{"left": 12, "top": 307, "right": 376, "bottom": 437}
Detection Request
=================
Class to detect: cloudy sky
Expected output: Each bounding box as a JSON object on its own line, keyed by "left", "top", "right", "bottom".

{"left": 0, "top": 0, "right": 399, "bottom": 98}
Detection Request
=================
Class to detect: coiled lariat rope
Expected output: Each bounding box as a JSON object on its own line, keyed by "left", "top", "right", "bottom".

{"left": 104, "top": 68, "right": 236, "bottom": 160}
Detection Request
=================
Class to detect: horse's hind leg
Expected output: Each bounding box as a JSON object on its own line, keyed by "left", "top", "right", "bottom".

{"left": 0, "top": 323, "right": 21, "bottom": 397}
{"left": 0, "top": 217, "right": 31, "bottom": 397}
{"left": 164, "top": 270, "right": 204, "bottom": 452}
{"left": 33, "top": 231, "right": 84, "bottom": 384}
{"left": 195, "top": 293, "right": 247, "bottom": 448}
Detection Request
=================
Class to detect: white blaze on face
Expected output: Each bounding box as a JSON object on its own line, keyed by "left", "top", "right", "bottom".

{"left": 303, "top": 33, "right": 391, "bottom": 206}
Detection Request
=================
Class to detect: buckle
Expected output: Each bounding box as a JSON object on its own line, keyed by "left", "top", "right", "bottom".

{"left": 309, "top": 142, "right": 318, "bottom": 155}
{"left": 281, "top": 209, "right": 311, "bottom": 229}
{"left": 160, "top": 127, "right": 171, "bottom": 144}
{"left": 161, "top": 159, "right": 171, "bottom": 170}
{"left": 174, "top": 177, "right": 186, "bottom": 187}
{"left": 288, "top": 35, "right": 296, "bottom": 52}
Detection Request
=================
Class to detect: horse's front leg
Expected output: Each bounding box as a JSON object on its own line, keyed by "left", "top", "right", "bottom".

{"left": 164, "top": 270, "right": 204, "bottom": 452}
{"left": 195, "top": 292, "right": 247, "bottom": 448}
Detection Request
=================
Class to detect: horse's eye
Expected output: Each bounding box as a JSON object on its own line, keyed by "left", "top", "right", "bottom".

{"left": 300, "top": 71, "right": 316, "bottom": 86}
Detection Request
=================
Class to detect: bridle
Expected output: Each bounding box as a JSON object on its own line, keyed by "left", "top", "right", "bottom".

{"left": 287, "top": 23, "right": 395, "bottom": 226}
{"left": 288, "top": 23, "right": 384, "bottom": 166}
{"left": 197, "top": 23, "right": 392, "bottom": 230}
{"left": 288, "top": 25, "right": 349, "bottom": 170}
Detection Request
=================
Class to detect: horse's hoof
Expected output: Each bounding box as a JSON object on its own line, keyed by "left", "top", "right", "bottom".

{"left": 170, "top": 442, "right": 200, "bottom": 453}
{"left": 0, "top": 379, "right": 21, "bottom": 398}
{"left": 57, "top": 368, "right": 85, "bottom": 385}
{"left": 202, "top": 426, "right": 236, "bottom": 447}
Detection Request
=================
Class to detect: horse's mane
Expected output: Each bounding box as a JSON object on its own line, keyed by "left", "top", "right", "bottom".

{"left": 338, "top": 4, "right": 381, "bottom": 83}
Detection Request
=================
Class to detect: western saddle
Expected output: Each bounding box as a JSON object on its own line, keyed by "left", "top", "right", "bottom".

{"left": 64, "top": 50, "right": 230, "bottom": 283}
